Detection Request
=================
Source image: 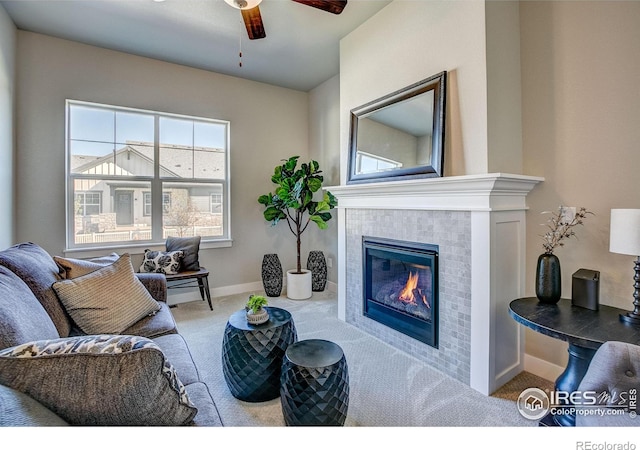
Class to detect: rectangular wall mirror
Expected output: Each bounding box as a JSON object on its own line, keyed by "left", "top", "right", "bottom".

{"left": 347, "top": 71, "right": 446, "bottom": 184}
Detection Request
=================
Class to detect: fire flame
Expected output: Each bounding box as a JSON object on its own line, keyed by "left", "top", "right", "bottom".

{"left": 398, "top": 271, "right": 430, "bottom": 308}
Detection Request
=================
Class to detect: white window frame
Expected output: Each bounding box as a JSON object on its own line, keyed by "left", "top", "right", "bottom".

{"left": 65, "top": 100, "right": 232, "bottom": 254}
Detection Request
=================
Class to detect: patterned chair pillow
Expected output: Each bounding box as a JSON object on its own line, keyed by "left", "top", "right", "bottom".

{"left": 139, "top": 249, "right": 184, "bottom": 275}
{"left": 0, "top": 335, "right": 197, "bottom": 426}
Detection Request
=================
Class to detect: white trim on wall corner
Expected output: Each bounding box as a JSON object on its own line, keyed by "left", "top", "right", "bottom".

{"left": 523, "top": 353, "right": 563, "bottom": 383}
{"left": 167, "top": 278, "right": 338, "bottom": 306}
{"left": 167, "top": 281, "right": 264, "bottom": 306}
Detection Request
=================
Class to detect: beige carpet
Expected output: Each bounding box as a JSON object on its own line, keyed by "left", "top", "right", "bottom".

{"left": 171, "top": 290, "right": 549, "bottom": 427}
{"left": 492, "top": 371, "right": 555, "bottom": 402}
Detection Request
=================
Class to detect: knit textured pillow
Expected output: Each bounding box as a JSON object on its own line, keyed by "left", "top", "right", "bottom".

{"left": 52, "top": 254, "right": 160, "bottom": 335}
{"left": 139, "top": 249, "right": 184, "bottom": 275}
{"left": 0, "top": 335, "right": 197, "bottom": 426}
{"left": 54, "top": 253, "right": 120, "bottom": 279}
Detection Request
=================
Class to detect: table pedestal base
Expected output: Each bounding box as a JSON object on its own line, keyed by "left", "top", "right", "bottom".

{"left": 543, "top": 343, "right": 597, "bottom": 427}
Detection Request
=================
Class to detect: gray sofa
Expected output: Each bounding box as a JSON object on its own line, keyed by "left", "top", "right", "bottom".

{"left": 0, "top": 242, "right": 222, "bottom": 426}
{"left": 575, "top": 340, "right": 639, "bottom": 426}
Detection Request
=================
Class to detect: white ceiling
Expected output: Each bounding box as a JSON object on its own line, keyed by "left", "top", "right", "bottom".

{"left": 1, "top": 0, "right": 392, "bottom": 91}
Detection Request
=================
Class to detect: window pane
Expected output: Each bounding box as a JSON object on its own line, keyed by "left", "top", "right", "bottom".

{"left": 194, "top": 147, "right": 226, "bottom": 179}
{"left": 73, "top": 179, "right": 152, "bottom": 245}
{"left": 160, "top": 117, "right": 193, "bottom": 147}
{"left": 69, "top": 141, "right": 115, "bottom": 174}
{"left": 195, "top": 122, "right": 226, "bottom": 149}
{"left": 69, "top": 105, "right": 114, "bottom": 142}
{"left": 115, "top": 111, "right": 154, "bottom": 145}
{"left": 162, "top": 182, "right": 224, "bottom": 238}
{"left": 116, "top": 142, "right": 154, "bottom": 177}
{"left": 160, "top": 145, "right": 193, "bottom": 178}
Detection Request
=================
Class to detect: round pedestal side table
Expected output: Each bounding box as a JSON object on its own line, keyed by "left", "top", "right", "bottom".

{"left": 222, "top": 306, "right": 297, "bottom": 402}
{"left": 280, "top": 339, "right": 349, "bottom": 426}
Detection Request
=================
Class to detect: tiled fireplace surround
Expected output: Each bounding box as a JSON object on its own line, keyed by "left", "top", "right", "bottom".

{"left": 329, "top": 174, "right": 542, "bottom": 395}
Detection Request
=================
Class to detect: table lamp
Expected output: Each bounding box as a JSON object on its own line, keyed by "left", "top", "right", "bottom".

{"left": 610, "top": 209, "right": 640, "bottom": 325}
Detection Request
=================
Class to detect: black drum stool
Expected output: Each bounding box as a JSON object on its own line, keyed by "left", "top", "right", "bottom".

{"left": 280, "top": 339, "right": 349, "bottom": 426}
{"left": 222, "top": 307, "right": 297, "bottom": 402}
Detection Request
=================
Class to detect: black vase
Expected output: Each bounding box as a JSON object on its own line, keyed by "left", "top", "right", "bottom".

{"left": 307, "top": 250, "right": 327, "bottom": 292}
{"left": 536, "top": 253, "right": 561, "bottom": 304}
{"left": 261, "top": 254, "right": 283, "bottom": 297}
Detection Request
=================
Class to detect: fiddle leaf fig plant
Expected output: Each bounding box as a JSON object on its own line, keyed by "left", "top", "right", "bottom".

{"left": 258, "top": 156, "right": 337, "bottom": 274}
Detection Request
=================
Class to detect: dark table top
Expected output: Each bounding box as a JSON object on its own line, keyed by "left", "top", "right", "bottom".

{"left": 227, "top": 306, "right": 292, "bottom": 332}
{"left": 509, "top": 297, "right": 640, "bottom": 349}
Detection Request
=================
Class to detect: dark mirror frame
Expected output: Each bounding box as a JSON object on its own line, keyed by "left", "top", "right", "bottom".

{"left": 347, "top": 71, "right": 447, "bottom": 184}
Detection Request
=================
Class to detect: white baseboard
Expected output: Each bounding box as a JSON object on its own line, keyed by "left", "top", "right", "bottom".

{"left": 167, "top": 281, "right": 264, "bottom": 306}
{"left": 167, "top": 278, "right": 338, "bottom": 306}
{"left": 523, "top": 353, "right": 564, "bottom": 383}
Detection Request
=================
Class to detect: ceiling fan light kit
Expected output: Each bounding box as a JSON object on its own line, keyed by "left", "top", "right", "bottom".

{"left": 224, "top": 0, "right": 263, "bottom": 10}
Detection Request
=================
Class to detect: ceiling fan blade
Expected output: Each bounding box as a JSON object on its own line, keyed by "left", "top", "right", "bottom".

{"left": 292, "top": 0, "right": 348, "bottom": 15}
{"left": 241, "top": 5, "right": 266, "bottom": 40}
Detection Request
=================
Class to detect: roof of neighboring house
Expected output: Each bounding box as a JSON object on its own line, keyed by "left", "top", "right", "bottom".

{"left": 71, "top": 141, "right": 226, "bottom": 179}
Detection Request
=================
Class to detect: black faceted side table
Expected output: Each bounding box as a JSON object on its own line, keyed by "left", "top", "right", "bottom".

{"left": 280, "top": 339, "right": 349, "bottom": 426}
{"left": 222, "top": 307, "right": 297, "bottom": 402}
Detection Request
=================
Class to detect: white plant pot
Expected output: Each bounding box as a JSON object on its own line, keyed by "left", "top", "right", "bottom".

{"left": 286, "top": 269, "right": 312, "bottom": 300}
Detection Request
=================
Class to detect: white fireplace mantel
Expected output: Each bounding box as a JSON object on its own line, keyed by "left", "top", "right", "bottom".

{"left": 327, "top": 173, "right": 544, "bottom": 212}
{"left": 329, "top": 173, "right": 544, "bottom": 396}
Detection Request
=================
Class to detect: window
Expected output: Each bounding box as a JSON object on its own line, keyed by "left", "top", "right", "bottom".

{"left": 66, "top": 100, "right": 230, "bottom": 249}
{"left": 211, "top": 193, "right": 222, "bottom": 214}
{"left": 144, "top": 192, "right": 171, "bottom": 216}
{"left": 75, "top": 192, "right": 102, "bottom": 216}
{"left": 355, "top": 151, "right": 403, "bottom": 174}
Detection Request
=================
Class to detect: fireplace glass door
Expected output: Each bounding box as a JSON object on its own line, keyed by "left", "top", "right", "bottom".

{"left": 363, "top": 237, "right": 438, "bottom": 348}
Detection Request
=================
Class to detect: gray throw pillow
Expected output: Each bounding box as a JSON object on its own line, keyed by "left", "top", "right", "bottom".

{"left": 52, "top": 254, "right": 160, "bottom": 335}
{"left": 0, "top": 242, "right": 71, "bottom": 337}
{"left": 0, "top": 266, "right": 60, "bottom": 350}
{"left": 0, "top": 335, "right": 197, "bottom": 426}
{"left": 54, "top": 252, "right": 120, "bottom": 279}
{"left": 165, "top": 236, "right": 201, "bottom": 271}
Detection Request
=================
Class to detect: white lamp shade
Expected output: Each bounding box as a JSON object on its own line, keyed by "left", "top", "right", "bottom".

{"left": 610, "top": 209, "right": 640, "bottom": 256}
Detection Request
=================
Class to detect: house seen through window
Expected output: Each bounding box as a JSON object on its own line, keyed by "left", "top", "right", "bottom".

{"left": 66, "top": 100, "right": 230, "bottom": 249}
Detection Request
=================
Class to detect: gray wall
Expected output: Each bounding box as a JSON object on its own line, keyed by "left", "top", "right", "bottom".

{"left": 521, "top": 1, "right": 640, "bottom": 370}
{"left": 308, "top": 74, "right": 340, "bottom": 285}
{"left": 14, "top": 31, "right": 310, "bottom": 289}
{"left": 0, "top": 5, "right": 15, "bottom": 249}
{"left": 340, "top": 0, "right": 491, "bottom": 181}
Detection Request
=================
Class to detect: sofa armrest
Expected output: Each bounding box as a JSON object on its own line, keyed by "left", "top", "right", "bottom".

{"left": 0, "top": 383, "right": 69, "bottom": 426}
{"left": 0, "top": 335, "right": 197, "bottom": 426}
{"left": 136, "top": 273, "right": 167, "bottom": 303}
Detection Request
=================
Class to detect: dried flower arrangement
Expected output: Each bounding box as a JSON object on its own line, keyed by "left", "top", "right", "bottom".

{"left": 541, "top": 205, "right": 594, "bottom": 255}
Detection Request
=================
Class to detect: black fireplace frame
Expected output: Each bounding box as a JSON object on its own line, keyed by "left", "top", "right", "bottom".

{"left": 362, "top": 236, "right": 439, "bottom": 348}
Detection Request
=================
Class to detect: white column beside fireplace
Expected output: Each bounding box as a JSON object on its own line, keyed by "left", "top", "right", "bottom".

{"left": 328, "top": 173, "right": 543, "bottom": 395}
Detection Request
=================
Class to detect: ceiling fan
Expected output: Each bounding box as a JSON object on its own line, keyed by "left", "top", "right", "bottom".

{"left": 223, "top": 0, "right": 348, "bottom": 40}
